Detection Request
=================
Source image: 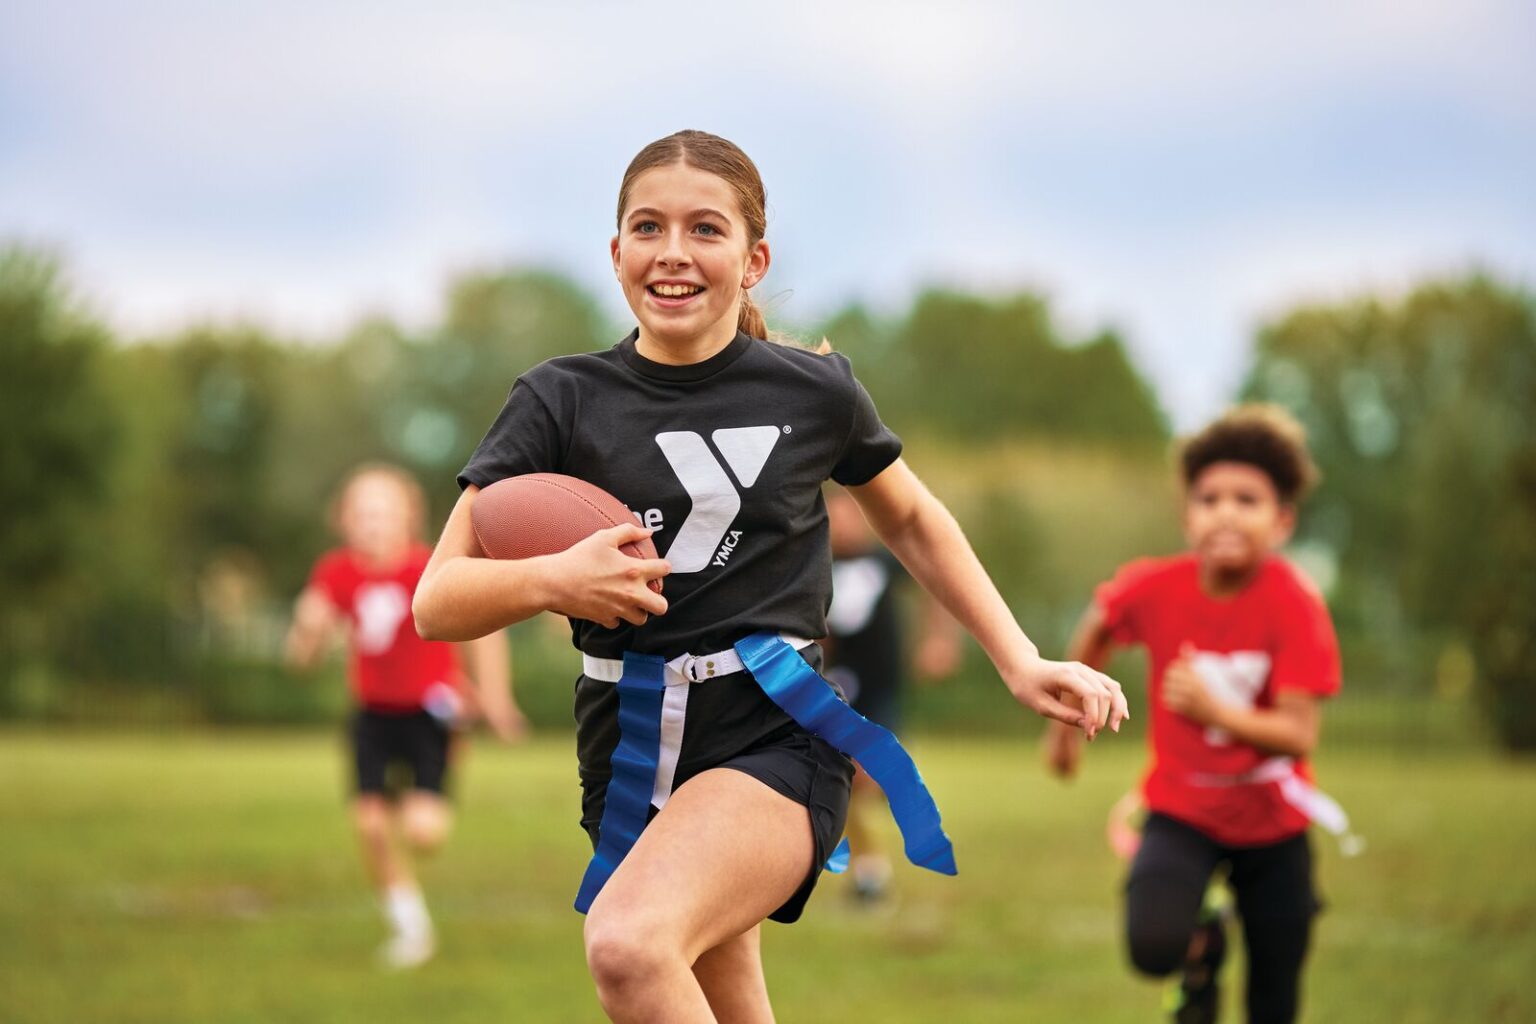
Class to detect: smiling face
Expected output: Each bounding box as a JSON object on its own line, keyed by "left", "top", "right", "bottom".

{"left": 610, "top": 161, "right": 770, "bottom": 359}
{"left": 1183, "top": 461, "right": 1295, "bottom": 579}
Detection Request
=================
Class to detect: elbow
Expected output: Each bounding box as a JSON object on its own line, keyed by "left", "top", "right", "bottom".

{"left": 412, "top": 587, "right": 446, "bottom": 642}
{"left": 1276, "top": 725, "right": 1319, "bottom": 760}
{"left": 1291, "top": 731, "right": 1320, "bottom": 760}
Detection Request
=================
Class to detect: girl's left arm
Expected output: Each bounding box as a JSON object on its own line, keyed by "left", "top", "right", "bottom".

{"left": 849, "top": 459, "right": 1128, "bottom": 738}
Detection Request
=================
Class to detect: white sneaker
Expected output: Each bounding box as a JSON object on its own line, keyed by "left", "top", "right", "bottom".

{"left": 379, "top": 929, "right": 436, "bottom": 970}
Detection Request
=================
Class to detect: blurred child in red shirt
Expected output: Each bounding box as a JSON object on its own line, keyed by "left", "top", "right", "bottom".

{"left": 1047, "top": 406, "right": 1343, "bottom": 1024}
{"left": 286, "top": 463, "right": 527, "bottom": 968}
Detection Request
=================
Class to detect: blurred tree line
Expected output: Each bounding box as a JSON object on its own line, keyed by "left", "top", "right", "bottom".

{"left": 1, "top": 240, "right": 1531, "bottom": 748}
{"left": 1242, "top": 277, "right": 1536, "bottom": 749}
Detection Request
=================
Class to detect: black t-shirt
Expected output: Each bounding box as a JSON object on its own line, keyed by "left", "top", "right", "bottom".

{"left": 825, "top": 546, "right": 908, "bottom": 710}
{"left": 458, "top": 329, "right": 902, "bottom": 660}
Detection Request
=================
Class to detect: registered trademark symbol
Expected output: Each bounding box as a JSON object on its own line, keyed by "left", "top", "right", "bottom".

{"left": 782, "top": 425, "right": 792, "bottom": 434}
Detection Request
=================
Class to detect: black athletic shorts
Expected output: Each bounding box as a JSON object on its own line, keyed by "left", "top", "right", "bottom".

{"left": 577, "top": 679, "right": 854, "bottom": 925}
{"left": 351, "top": 708, "right": 452, "bottom": 797}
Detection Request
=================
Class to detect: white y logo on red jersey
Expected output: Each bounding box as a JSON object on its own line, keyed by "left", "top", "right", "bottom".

{"left": 653, "top": 427, "right": 781, "bottom": 573}
{"left": 1190, "top": 650, "right": 1271, "bottom": 745}
{"left": 355, "top": 582, "right": 410, "bottom": 655}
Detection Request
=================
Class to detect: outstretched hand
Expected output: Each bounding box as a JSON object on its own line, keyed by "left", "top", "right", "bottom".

{"left": 1005, "top": 656, "right": 1129, "bottom": 740}
{"left": 547, "top": 523, "right": 671, "bottom": 629}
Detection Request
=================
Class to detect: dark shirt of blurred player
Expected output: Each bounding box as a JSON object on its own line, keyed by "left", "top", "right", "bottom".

{"left": 823, "top": 486, "right": 960, "bottom": 902}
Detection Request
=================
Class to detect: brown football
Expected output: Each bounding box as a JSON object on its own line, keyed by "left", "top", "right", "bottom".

{"left": 470, "top": 473, "right": 662, "bottom": 593}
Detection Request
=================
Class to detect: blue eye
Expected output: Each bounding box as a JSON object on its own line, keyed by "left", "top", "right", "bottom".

{"left": 696, "top": 223, "right": 719, "bottom": 236}
{"left": 635, "top": 221, "right": 659, "bottom": 234}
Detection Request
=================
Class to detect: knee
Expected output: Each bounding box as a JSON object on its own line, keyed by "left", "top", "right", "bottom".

{"left": 1126, "top": 921, "right": 1189, "bottom": 978}
{"left": 401, "top": 799, "right": 451, "bottom": 853}
{"left": 353, "top": 800, "right": 390, "bottom": 844}
{"left": 583, "top": 914, "right": 677, "bottom": 997}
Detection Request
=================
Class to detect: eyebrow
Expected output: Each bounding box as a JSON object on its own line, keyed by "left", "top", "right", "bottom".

{"left": 626, "top": 207, "right": 731, "bottom": 224}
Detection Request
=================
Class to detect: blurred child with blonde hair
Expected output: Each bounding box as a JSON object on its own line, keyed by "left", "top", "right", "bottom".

{"left": 287, "top": 463, "right": 526, "bottom": 968}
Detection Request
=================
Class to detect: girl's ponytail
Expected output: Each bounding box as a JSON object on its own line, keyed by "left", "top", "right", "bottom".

{"left": 738, "top": 292, "right": 768, "bottom": 340}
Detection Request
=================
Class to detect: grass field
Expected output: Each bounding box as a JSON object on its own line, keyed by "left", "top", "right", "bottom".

{"left": 4, "top": 729, "right": 1534, "bottom": 1023}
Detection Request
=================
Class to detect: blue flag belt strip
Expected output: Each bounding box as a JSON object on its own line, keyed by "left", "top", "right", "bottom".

{"left": 574, "top": 632, "right": 956, "bottom": 914}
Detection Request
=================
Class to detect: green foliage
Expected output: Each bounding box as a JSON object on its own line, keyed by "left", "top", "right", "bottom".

{"left": 0, "top": 246, "right": 116, "bottom": 618}
{"left": 1243, "top": 276, "right": 1536, "bottom": 748}
{"left": 822, "top": 289, "right": 1168, "bottom": 446}
{"left": 380, "top": 268, "right": 614, "bottom": 524}
{"left": 6, "top": 238, "right": 1526, "bottom": 746}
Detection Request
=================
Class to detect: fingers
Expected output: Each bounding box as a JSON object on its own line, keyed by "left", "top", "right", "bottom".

{"left": 599, "top": 521, "right": 654, "bottom": 548}
{"left": 1077, "top": 687, "right": 1105, "bottom": 740}
{"left": 1032, "top": 690, "right": 1090, "bottom": 728}
{"left": 634, "top": 557, "right": 672, "bottom": 583}
{"left": 1094, "top": 667, "right": 1130, "bottom": 730}
{"left": 1048, "top": 663, "right": 1129, "bottom": 739}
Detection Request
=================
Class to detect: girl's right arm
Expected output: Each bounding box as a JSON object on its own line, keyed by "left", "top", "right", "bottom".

{"left": 413, "top": 485, "right": 671, "bottom": 642}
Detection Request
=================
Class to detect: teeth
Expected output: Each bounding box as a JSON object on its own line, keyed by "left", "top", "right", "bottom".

{"left": 652, "top": 283, "right": 700, "bottom": 297}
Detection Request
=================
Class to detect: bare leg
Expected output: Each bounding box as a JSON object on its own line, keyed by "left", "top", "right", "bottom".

{"left": 846, "top": 765, "right": 891, "bottom": 897}
{"left": 353, "top": 795, "right": 408, "bottom": 890}
{"left": 399, "top": 791, "right": 453, "bottom": 857}
{"left": 355, "top": 794, "right": 436, "bottom": 967}
{"left": 583, "top": 769, "right": 815, "bottom": 1024}
{"left": 693, "top": 925, "right": 774, "bottom": 1024}
{"left": 844, "top": 765, "right": 877, "bottom": 854}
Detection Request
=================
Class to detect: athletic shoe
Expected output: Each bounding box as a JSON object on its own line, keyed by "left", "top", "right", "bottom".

{"left": 1166, "top": 912, "right": 1226, "bottom": 1024}
{"left": 849, "top": 854, "right": 893, "bottom": 906}
{"left": 852, "top": 873, "right": 889, "bottom": 905}
{"left": 379, "top": 929, "right": 436, "bottom": 970}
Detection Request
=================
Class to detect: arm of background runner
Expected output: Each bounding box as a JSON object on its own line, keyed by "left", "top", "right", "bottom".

{"left": 457, "top": 630, "right": 528, "bottom": 743}
{"left": 848, "top": 458, "right": 1128, "bottom": 738}
{"left": 1162, "top": 653, "right": 1321, "bottom": 757}
{"left": 1045, "top": 603, "right": 1117, "bottom": 777}
{"left": 413, "top": 484, "right": 670, "bottom": 642}
{"left": 912, "top": 592, "right": 962, "bottom": 682}
{"left": 285, "top": 585, "right": 341, "bottom": 672}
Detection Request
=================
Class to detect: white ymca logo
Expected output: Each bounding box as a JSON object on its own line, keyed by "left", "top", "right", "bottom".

{"left": 1189, "top": 649, "right": 1271, "bottom": 746}
{"left": 653, "top": 427, "right": 782, "bottom": 573}
{"left": 355, "top": 582, "right": 410, "bottom": 655}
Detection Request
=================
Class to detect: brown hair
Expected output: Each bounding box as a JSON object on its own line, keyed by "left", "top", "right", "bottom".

{"left": 1179, "top": 403, "right": 1320, "bottom": 504}
{"left": 328, "top": 462, "right": 428, "bottom": 539}
{"left": 616, "top": 130, "right": 771, "bottom": 340}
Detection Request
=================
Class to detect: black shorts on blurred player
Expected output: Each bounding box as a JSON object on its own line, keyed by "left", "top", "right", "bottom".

{"left": 351, "top": 708, "right": 452, "bottom": 797}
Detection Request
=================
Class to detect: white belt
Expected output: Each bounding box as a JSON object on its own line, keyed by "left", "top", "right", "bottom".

{"left": 1189, "top": 756, "right": 1364, "bottom": 856}
{"left": 581, "top": 634, "right": 815, "bottom": 686}
{"left": 579, "top": 634, "right": 815, "bottom": 812}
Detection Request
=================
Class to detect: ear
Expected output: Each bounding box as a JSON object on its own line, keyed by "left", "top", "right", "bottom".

{"left": 741, "top": 238, "right": 771, "bottom": 290}
{"left": 1273, "top": 502, "right": 1297, "bottom": 547}
{"left": 610, "top": 235, "right": 622, "bottom": 279}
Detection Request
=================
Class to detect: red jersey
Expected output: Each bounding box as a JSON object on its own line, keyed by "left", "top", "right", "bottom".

{"left": 307, "top": 545, "right": 464, "bottom": 712}
{"left": 1097, "top": 553, "right": 1341, "bottom": 846}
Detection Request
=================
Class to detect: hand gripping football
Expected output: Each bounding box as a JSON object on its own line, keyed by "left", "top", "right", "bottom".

{"left": 470, "top": 473, "right": 663, "bottom": 593}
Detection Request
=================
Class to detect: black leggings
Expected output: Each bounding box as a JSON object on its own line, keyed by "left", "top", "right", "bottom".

{"left": 1126, "top": 813, "right": 1318, "bottom": 1024}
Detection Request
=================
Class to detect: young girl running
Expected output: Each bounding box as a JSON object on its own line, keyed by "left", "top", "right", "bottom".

{"left": 413, "top": 130, "right": 1128, "bottom": 1022}
{"left": 287, "top": 463, "right": 524, "bottom": 968}
{"left": 1046, "top": 406, "right": 1344, "bottom": 1024}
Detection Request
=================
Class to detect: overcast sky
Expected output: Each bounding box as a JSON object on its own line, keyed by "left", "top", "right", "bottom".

{"left": 3, "top": 0, "right": 1532, "bottom": 426}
